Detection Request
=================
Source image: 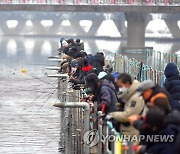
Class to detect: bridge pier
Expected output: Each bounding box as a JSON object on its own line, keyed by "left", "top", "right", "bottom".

{"left": 125, "top": 12, "right": 146, "bottom": 48}
{"left": 165, "top": 19, "right": 180, "bottom": 38}
{"left": 112, "top": 13, "right": 127, "bottom": 38}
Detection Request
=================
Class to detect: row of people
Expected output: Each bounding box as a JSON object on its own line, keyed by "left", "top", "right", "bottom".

{"left": 57, "top": 41, "right": 180, "bottom": 153}
{"left": 58, "top": 38, "right": 84, "bottom": 58}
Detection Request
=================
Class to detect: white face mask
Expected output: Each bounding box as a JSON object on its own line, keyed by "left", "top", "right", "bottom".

{"left": 119, "top": 87, "right": 128, "bottom": 96}
{"left": 71, "top": 67, "right": 77, "bottom": 73}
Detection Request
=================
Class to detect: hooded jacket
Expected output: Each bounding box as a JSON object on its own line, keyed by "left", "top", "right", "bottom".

{"left": 164, "top": 63, "right": 180, "bottom": 110}
{"left": 97, "top": 79, "right": 117, "bottom": 114}
{"left": 111, "top": 80, "right": 146, "bottom": 137}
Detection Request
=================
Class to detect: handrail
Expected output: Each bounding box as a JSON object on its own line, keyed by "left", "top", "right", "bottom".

{"left": 54, "top": 101, "right": 90, "bottom": 154}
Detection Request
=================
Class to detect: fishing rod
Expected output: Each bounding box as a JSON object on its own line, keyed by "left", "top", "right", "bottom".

{"left": 23, "top": 79, "right": 58, "bottom": 111}
{"left": 0, "top": 61, "right": 55, "bottom": 85}
{"left": 31, "top": 87, "right": 58, "bottom": 119}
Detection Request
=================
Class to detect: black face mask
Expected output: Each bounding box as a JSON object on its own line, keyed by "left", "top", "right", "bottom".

{"left": 86, "top": 79, "right": 98, "bottom": 95}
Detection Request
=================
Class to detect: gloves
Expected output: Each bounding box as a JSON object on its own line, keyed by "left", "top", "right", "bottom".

{"left": 60, "top": 38, "right": 65, "bottom": 42}
{"left": 105, "top": 114, "right": 112, "bottom": 121}
{"left": 128, "top": 115, "right": 140, "bottom": 125}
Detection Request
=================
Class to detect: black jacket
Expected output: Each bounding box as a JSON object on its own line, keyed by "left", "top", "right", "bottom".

{"left": 63, "top": 45, "right": 79, "bottom": 58}
{"left": 135, "top": 110, "right": 180, "bottom": 154}
{"left": 92, "top": 53, "right": 105, "bottom": 74}
{"left": 164, "top": 63, "right": 180, "bottom": 110}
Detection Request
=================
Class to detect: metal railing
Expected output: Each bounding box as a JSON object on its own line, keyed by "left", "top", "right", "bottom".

{"left": 1, "top": 0, "right": 179, "bottom": 5}
{"left": 146, "top": 49, "right": 180, "bottom": 71}
{"left": 97, "top": 111, "right": 133, "bottom": 154}
{"left": 120, "top": 49, "right": 179, "bottom": 72}
{"left": 114, "top": 53, "right": 166, "bottom": 86}
{"left": 47, "top": 55, "right": 92, "bottom": 154}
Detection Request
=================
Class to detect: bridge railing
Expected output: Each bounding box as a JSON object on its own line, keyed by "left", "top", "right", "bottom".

{"left": 146, "top": 49, "right": 180, "bottom": 71}
{"left": 1, "top": 0, "right": 179, "bottom": 5}
{"left": 118, "top": 49, "right": 179, "bottom": 72}
{"left": 113, "top": 53, "right": 166, "bottom": 86}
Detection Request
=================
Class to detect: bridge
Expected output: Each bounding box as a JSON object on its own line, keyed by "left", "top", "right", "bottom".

{"left": 0, "top": 0, "right": 180, "bottom": 48}
{"left": 0, "top": 1, "right": 180, "bottom": 13}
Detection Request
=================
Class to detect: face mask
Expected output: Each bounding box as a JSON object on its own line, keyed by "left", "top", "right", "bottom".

{"left": 71, "top": 67, "right": 77, "bottom": 73}
{"left": 119, "top": 87, "right": 128, "bottom": 96}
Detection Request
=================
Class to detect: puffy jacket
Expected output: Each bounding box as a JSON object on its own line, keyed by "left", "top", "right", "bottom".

{"left": 137, "top": 110, "right": 180, "bottom": 154}
{"left": 63, "top": 45, "right": 79, "bottom": 58}
{"left": 97, "top": 79, "right": 117, "bottom": 114}
{"left": 111, "top": 80, "right": 146, "bottom": 137}
{"left": 143, "top": 131, "right": 178, "bottom": 154}
{"left": 164, "top": 63, "right": 180, "bottom": 110}
{"left": 76, "top": 42, "right": 84, "bottom": 52}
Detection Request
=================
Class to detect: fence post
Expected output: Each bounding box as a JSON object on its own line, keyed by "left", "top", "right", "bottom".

{"left": 54, "top": 102, "right": 90, "bottom": 154}
{"left": 97, "top": 114, "right": 103, "bottom": 154}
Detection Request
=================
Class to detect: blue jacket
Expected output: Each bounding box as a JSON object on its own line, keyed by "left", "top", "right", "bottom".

{"left": 97, "top": 79, "right": 117, "bottom": 114}
{"left": 144, "top": 122, "right": 179, "bottom": 154}
{"left": 136, "top": 109, "right": 180, "bottom": 154}
{"left": 164, "top": 63, "right": 180, "bottom": 110}
{"left": 140, "top": 123, "right": 179, "bottom": 154}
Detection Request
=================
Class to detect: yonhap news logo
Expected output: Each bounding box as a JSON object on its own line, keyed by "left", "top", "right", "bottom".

{"left": 83, "top": 129, "right": 175, "bottom": 147}
{"left": 83, "top": 129, "right": 99, "bottom": 147}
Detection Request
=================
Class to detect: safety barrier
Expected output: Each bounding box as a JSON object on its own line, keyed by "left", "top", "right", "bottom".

{"left": 146, "top": 49, "right": 179, "bottom": 71}
{"left": 47, "top": 56, "right": 92, "bottom": 154}
{"left": 120, "top": 49, "right": 179, "bottom": 72}
{"left": 1, "top": 0, "right": 178, "bottom": 5}
{"left": 114, "top": 53, "right": 166, "bottom": 86}
{"left": 97, "top": 111, "right": 133, "bottom": 154}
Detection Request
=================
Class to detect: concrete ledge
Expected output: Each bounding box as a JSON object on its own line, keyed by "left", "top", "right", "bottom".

{"left": 0, "top": 4, "right": 180, "bottom": 13}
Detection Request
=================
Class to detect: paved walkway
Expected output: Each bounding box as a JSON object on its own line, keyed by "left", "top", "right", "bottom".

{"left": 0, "top": 76, "right": 61, "bottom": 154}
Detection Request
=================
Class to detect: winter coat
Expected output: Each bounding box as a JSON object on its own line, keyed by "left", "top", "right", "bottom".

{"left": 92, "top": 53, "right": 105, "bottom": 74}
{"left": 70, "top": 66, "right": 93, "bottom": 85}
{"left": 138, "top": 111, "right": 180, "bottom": 154}
{"left": 149, "top": 85, "right": 169, "bottom": 106}
{"left": 97, "top": 79, "right": 117, "bottom": 114}
{"left": 76, "top": 42, "right": 84, "bottom": 52}
{"left": 111, "top": 80, "right": 146, "bottom": 137}
{"left": 144, "top": 133, "right": 178, "bottom": 154}
{"left": 164, "top": 63, "right": 180, "bottom": 111}
{"left": 86, "top": 54, "right": 94, "bottom": 65}
{"left": 165, "top": 110, "right": 180, "bottom": 154}
{"left": 63, "top": 45, "right": 79, "bottom": 58}
{"left": 134, "top": 109, "right": 180, "bottom": 154}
